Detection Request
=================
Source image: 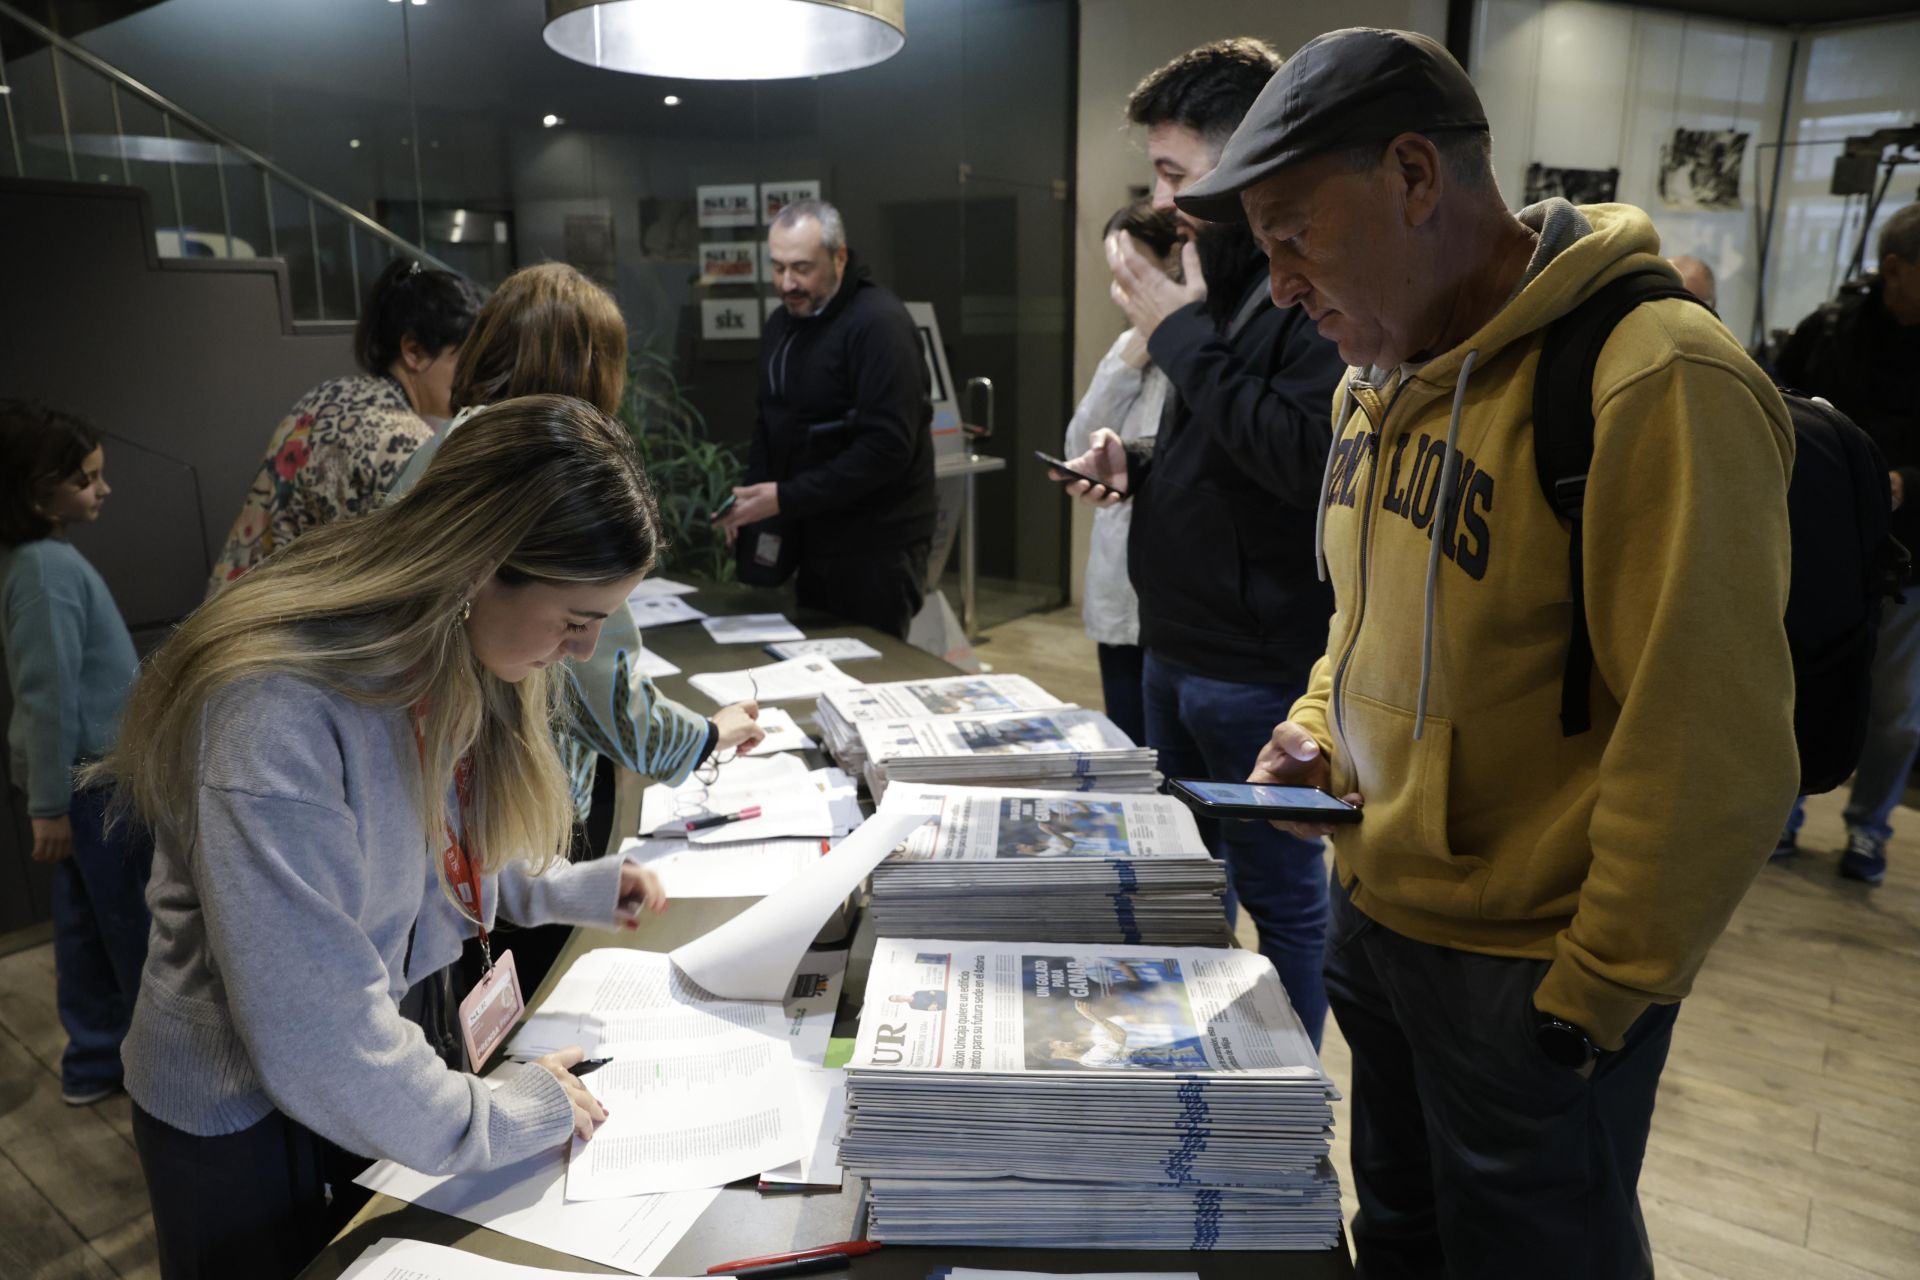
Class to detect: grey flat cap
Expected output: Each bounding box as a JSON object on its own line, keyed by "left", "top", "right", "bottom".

{"left": 1176, "top": 28, "right": 1488, "bottom": 223}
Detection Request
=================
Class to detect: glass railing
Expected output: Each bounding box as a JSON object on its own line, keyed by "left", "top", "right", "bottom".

{"left": 0, "top": 0, "right": 450, "bottom": 323}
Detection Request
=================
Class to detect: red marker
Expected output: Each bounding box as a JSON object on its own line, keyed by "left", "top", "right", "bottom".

{"left": 708, "top": 1241, "right": 882, "bottom": 1277}
{"left": 684, "top": 805, "right": 761, "bottom": 833}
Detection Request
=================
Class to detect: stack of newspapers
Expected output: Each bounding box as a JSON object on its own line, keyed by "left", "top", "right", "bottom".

{"left": 871, "top": 783, "right": 1230, "bottom": 944}
{"left": 816, "top": 674, "right": 1067, "bottom": 772}
{"left": 854, "top": 706, "right": 1159, "bottom": 800}
{"left": 842, "top": 939, "right": 1342, "bottom": 1250}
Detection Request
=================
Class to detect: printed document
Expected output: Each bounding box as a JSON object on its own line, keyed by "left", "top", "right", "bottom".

{"left": 639, "top": 753, "right": 835, "bottom": 842}
{"left": 618, "top": 836, "right": 829, "bottom": 899}
{"left": 688, "top": 656, "right": 863, "bottom": 707}
{"left": 340, "top": 1236, "right": 705, "bottom": 1280}
{"left": 702, "top": 613, "right": 806, "bottom": 644}
{"left": 628, "top": 594, "right": 707, "bottom": 630}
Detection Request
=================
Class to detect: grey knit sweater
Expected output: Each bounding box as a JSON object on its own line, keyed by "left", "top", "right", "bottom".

{"left": 122, "top": 673, "right": 625, "bottom": 1174}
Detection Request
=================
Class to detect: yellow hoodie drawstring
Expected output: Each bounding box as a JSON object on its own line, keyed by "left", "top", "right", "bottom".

{"left": 1414, "top": 348, "right": 1481, "bottom": 741}
{"left": 1315, "top": 380, "right": 1354, "bottom": 584}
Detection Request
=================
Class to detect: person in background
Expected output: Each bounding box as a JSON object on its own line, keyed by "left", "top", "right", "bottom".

{"left": 1064, "top": 201, "right": 1180, "bottom": 744}
{"left": 99, "top": 396, "right": 671, "bottom": 1280}
{"left": 0, "top": 400, "right": 152, "bottom": 1107}
{"left": 390, "top": 262, "right": 764, "bottom": 845}
{"left": 1773, "top": 201, "right": 1920, "bottom": 885}
{"left": 1668, "top": 253, "right": 1718, "bottom": 311}
{"left": 717, "top": 199, "right": 937, "bottom": 640}
{"left": 208, "top": 257, "right": 485, "bottom": 592}
{"left": 1191, "top": 29, "right": 1795, "bottom": 1273}
{"left": 1055, "top": 39, "right": 1348, "bottom": 1047}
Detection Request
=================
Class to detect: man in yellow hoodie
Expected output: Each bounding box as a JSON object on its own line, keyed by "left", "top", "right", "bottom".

{"left": 1174, "top": 28, "right": 1799, "bottom": 1278}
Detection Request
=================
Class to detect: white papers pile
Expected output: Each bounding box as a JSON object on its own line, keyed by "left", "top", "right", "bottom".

{"left": 702, "top": 612, "right": 806, "bottom": 644}
{"left": 629, "top": 577, "right": 700, "bottom": 598}
{"left": 356, "top": 1076, "right": 720, "bottom": 1274}
{"left": 742, "top": 705, "right": 816, "bottom": 756}
{"left": 618, "top": 836, "right": 828, "bottom": 898}
{"left": 628, "top": 593, "right": 707, "bottom": 630}
{"left": 689, "top": 656, "right": 863, "bottom": 707}
{"left": 855, "top": 708, "right": 1159, "bottom": 801}
{"left": 640, "top": 753, "right": 835, "bottom": 842}
{"left": 340, "top": 1235, "right": 705, "bottom": 1280}
{"left": 816, "top": 674, "right": 1065, "bottom": 771}
{"left": 872, "top": 784, "right": 1229, "bottom": 944}
{"left": 842, "top": 939, "right": 1342, "bottom": 1250}
{"left": 767, "top": 637, "right": 883, "bottom": 663}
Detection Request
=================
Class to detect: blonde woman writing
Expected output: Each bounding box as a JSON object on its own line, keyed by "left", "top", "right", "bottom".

{"left": 94, "top": 396, "right": 671, "bottom": 1279}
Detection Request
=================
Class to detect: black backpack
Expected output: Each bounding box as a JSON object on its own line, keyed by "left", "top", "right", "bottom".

{"left": 1533, "top": 267, "right": 1910, "bottom": 795}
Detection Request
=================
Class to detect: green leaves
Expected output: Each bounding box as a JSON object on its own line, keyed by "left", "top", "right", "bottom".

{"left": 618, "top": 350, "right": 743, "bottom": 582}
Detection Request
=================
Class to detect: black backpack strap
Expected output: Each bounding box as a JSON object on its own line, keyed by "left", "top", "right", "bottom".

{"left": 1532, "top": 268, "right": 1710, "bottom": 736}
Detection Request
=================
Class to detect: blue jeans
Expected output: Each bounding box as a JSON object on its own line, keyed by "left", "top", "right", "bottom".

{"left": 1142, "top": 650, "right": 1328, "bottom": 1047}
{"left": 1096, "top": 643, "right": 1146, "bottom": 745}
{"left": 51, "top": 787, "right": 154, "bottom": 1093}
{"left": 1843, "top": 591, "right": 1920, "bottom": 842}
{"left": 1325, "top": 876, "right": 1676, "bottom": 1279}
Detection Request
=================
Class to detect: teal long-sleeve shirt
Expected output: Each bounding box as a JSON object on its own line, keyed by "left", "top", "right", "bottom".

{"left": 388, "top": 414, "right": 715, "bottom": 818}
{"left": 1, "top": 538, "right": 139, "bottom": 817}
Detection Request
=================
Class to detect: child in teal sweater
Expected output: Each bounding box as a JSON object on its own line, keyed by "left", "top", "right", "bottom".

{"left": 0, "top": 400, "right": 152, "bottom": 1106}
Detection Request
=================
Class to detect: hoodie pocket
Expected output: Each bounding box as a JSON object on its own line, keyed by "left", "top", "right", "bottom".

{"left": 1335, "top": 689, "right": 1486, "bottom": 899}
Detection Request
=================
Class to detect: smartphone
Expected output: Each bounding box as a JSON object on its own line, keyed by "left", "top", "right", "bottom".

{"left": 1168, "top": 778, "right": 1363, "bottom": 824}
{"left": 1033, "top": 450, "right": 1124, "bottom": 498}
{"left": 710, "top": 492, "right": 738, "bottom": 521}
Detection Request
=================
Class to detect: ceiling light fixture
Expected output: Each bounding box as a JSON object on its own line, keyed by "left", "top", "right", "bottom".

{"left": 350, "top": 138, "right": 362, "bottom": 148}
{"left": 542, "top": 113, "right": 563, "bottom": 127}
{"left": 663, "top": 94, "right": 681, "bottom": 106}
{"left": 544, "top": 0, "right": 903, "bottom": 81}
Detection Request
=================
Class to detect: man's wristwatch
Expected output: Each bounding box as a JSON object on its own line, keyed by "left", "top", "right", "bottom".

{"left": 1532, "top": 1006, "right": 1599, "bottom": 1076}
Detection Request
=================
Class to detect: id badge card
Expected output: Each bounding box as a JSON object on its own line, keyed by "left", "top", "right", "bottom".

{"left": 458, "top": 949, "right": 523, "bottom": 1073}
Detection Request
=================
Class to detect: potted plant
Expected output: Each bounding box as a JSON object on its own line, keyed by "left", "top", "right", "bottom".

{"left": 618, "top": 349, "right": 743, "bottom": 582}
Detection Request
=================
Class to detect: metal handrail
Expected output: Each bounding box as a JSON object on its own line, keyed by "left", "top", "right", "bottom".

{"left": 0, "top": 0, "right": 455, "bottom": 277}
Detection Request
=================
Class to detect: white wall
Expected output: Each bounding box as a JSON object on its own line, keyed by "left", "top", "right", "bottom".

{"left": 1473, "top": 0, "right": 1793, "bottom": 343}
{"left": 1069, "top": 0, "right": 1447, "bottom": 605}
{"left": 1470, "top": 2, "right": 1920, "bottom": 350}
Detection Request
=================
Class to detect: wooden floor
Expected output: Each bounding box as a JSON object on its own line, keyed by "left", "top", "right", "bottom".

{"left": 3, "top": 606, "right": 1916, "bottom": 1278}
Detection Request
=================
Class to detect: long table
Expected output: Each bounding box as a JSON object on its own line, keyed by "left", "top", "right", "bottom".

{"left": 296, "top": 582, "right": 1354, "bottom": 1279}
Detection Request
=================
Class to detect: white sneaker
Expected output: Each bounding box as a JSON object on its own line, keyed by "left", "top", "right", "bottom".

{"left": 61, "top": 1082, "right": 117, "bottom": 1106}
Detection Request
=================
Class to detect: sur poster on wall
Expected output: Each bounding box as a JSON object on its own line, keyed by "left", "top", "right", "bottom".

{"left": 761, "top": 180, "right": 822, "bottom": 224}
{"left": 1658, "top": 128, "right": 1748, "bottom": 212}
{"left": 697, "top": 183, "right": 757, "bottom": 229}
{"left": 699, "top": 241, "right": 760, "bottom": 286}
{"left": 702, "top": 297, "right": 762, "bottom": 341}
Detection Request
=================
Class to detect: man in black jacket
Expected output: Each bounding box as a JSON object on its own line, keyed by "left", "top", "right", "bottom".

{"left": 1774, "top": 200, "right": 1920, "bottom": 884}
{"left": 1058, "top": 41, "right": 1348, "bottom": 1046}
{"left": 718, "top": 199, "right": 935, "bottom": 639}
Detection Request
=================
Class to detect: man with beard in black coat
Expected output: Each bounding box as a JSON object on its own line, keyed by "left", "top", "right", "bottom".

{"left": 718, "top": 199, "right": 935, "bottom": 639}
{"left": 1056, "top": 40, "right": 1348, "bottom": 1047}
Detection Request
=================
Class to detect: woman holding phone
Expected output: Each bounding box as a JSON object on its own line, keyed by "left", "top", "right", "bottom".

{"left": 96, "top": 395, "right": 668, "bottom": 1278}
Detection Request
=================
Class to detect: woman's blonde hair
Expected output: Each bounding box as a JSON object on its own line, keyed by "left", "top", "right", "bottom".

{"left": 90, "top": 394, "right": 661, "bottom": 885}
{"left": 452, "top": 262, "right": 628, "bottom": 415}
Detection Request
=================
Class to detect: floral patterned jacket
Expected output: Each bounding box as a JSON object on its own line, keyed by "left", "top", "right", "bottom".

{"left": 208, "top": 375, "right": 431, "bottom": 595}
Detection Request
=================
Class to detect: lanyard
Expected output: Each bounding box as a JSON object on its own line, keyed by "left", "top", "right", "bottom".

{"left": 411, "top": 704, "right": 492, "bottom": 970}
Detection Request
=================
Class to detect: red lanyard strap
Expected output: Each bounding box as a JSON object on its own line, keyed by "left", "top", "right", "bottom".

{"left": 412, "top": 704, "right": 492, "bottom": 966}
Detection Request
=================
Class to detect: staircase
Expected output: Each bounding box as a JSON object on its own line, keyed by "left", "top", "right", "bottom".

{"left": 0, "top": 0, "right": 453, "bottom": 322}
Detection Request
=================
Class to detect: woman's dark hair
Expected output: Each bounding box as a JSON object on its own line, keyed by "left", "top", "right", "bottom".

{"left": 0, "top": 399, "right": 102, "bottom": 546}
{"left": 352, "top": 258, "right": 488, "bottom": 377}
{"left": 1103, "top": 201, "right": 1181, "bottom": 261}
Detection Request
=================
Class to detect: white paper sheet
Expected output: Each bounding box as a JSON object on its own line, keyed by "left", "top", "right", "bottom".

{"left": 760, "top": 1065, "right": 845, "bottom": 1186}
{"left": 765, "top": 637, "right": 883, "bottom": 663}
{"left": 701, "top": 613, "right": 805, "bottom": 644}
{"left": 640, "top": 753, "right": 835, "bottom": 843}
{"left": 633, "top": 646, "right": 681, "bottom": 679}
{"left": 507, "top": 948, "right": 845, "bottom": 1068}
{"left": 341, "top": 1235, "right": 703, "bottom": 1280}
{"left": 629, "top": 578, "right": 700, "bottom": 598}
{"left": 618, "top": 836, "right": 830, "bottom": 898}
{"left": 566, "top": 1031, "right": 803, "bottom": 1199}
{"left": 811, "top": 766, "right": 863, "bottom": 836}
{"left": 628, "top": 595, "right": 708, "bottom": 629}
{"left": 687, "top": 656, "right": 862, "bottom": 707}
{"left": 354, "top": 1072, "right": 719, "bottom": 1276}
{"left": 670, "top": 812, "right": 930, "bottom": 1000}
{"left": 742, "top": 706, "right": 816, "bottom": 756}
{"left": 944, "top": 1271, "right": 1202, "bottom": 1280}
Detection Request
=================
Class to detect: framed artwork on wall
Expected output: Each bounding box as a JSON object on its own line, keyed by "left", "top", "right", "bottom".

{"left": 697, "top": 184, "right": 757, "bottom": 229}
{"left": 761, "top": 180, "right": 822, "bottom": 224}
